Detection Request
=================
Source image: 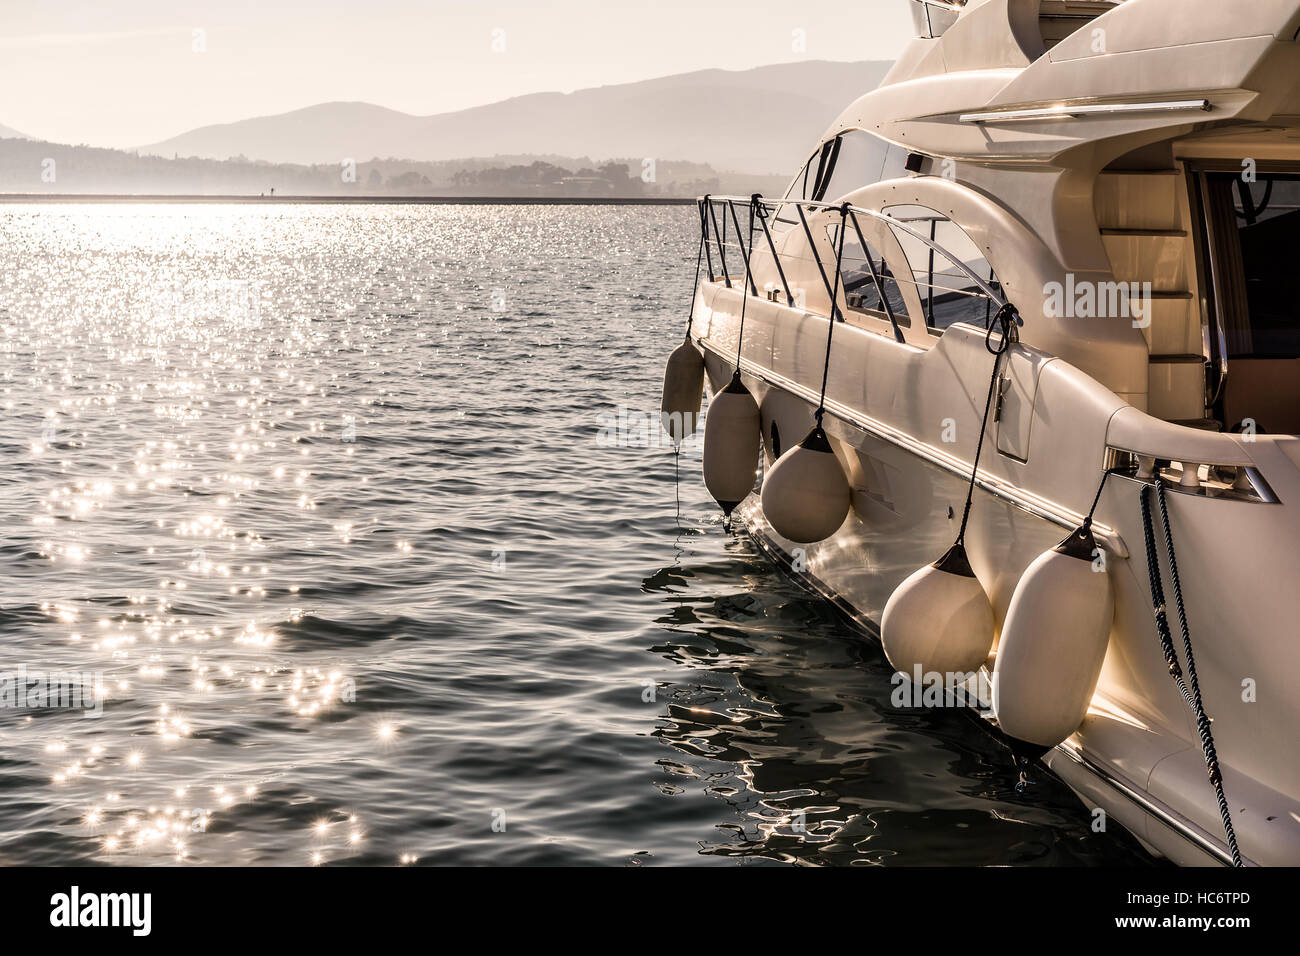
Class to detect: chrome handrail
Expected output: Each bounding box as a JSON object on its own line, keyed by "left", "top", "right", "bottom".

{"left": 698, "top": 194, "right": 1010, "bottom": 311}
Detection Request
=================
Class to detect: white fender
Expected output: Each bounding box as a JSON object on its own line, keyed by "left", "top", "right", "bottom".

{"left": 760, "top": 425, "right": 850, "bottom": 543}
{"left": 882, "top": 544, "right": 995, "bottom": 677}
{"left": 702, "top": 372, "right": 760, "bottom": 515}
{"left": 993, "top": 525, "right": 1114, "bottom": 750}
{"left": 660, "top": 336, "right": 705, "bottom": 445}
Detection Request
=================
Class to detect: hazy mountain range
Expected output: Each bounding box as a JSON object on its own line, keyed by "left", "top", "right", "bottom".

{"left": 141, "top": 61, "right": 890, "bottom": 175}
{"left": 0, "top": 60, "right": 891, "bottom": 196}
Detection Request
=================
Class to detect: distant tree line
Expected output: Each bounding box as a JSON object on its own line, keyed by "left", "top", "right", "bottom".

{"left": 0, "top": 136, "right": 766, "bottom": 197}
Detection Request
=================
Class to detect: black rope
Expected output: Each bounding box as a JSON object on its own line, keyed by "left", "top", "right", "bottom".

{"left": 954, "top": 302, "right": 1019, "bottom": 546}
{"left": 846, "top": 211, "right": 905, "bottom": 344}
{"left": 683, "top": 231, "right": 705, "bottom": 336}
{"left": 1139, "top": 484, "right": 1193, "bottom": 710}
{"left": 795, "top": 204, "right": 841, "bottom": 331}
{"left": 813, "top": 204, "right": 851, "bottom": 425}
{"left": 732, "top": 197, "right": 759, "bottom": 370}
{"left": 674, "top": 445, "right": 681, "bottom": 520}
{"left": 1139, "top": 481, "right": 1244, "bottom": 866}
{"left": 1081, "top": 467, "right": 1120, "bottom": 533}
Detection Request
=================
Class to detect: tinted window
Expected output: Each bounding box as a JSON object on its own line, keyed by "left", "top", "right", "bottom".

{"left": 814, "top": 131, "right": 910, "bottom": 203}
{"left": 816, "top": 133, "right": 887, "bottom": 202}
{"left": 1204, "top": 172, "right": 1300, "bottom": 357}
{"left": 786, "top": 131, "right": 911, "bottom": 207}
{"left": 883, "top": 204, "right": 999, "bottom": 334}
{"left": 783, "top": 158, "right": 809, "bottom": 201}
{"left": 785, "top": 141, "right": 836, "bottom": 202}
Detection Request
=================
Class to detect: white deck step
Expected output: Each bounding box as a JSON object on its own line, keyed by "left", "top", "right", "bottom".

{"left": 1101, "top": 231, "right": 1191, "bottom": 293}
{"left": 1095, "top": 170, "right": 1184, "bottom": 231}
{"left": 1095, "top": 167, "right": 1206, "bottom": 422}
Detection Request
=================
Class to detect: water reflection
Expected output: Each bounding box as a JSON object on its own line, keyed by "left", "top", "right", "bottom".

{"left": 643, "top": 536, "right": 1158, "bottom": 866}
{"left": 0, "top": 202, "right": 1156, "bottom": 867}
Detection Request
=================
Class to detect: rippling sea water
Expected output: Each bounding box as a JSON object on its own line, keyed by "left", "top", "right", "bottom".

{"left": 0, "top": 203, "right": 1155, "bottom": 866}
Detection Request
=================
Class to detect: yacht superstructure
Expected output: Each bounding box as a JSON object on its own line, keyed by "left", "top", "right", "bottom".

{"left": 666, "top": 0, "right": 1300, "bottom": 865}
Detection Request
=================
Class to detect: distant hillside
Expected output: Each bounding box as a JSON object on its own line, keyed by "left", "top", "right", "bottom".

{"left": 0, "top": 136, "right": 787, "bottom": 197}
{"left": 0, "top": 124, "right": 28, "bottom": 139}
{"left": 142, "top": 60, "right": 892, "bottom": 176}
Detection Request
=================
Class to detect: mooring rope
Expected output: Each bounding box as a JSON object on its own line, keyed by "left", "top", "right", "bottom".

{"left": 683, "top": 230, "right": 706, "bottom": 337}
{"left": 811, "top": 203, "right": 851, "bottom": 427}
{"left": 1139, "top": 480, "right": 1244, "bottom": 866}
{"left": 954, "top": 302, "right": 1020, "bottom": 547}
{"left": 732, "top": 197, "right": 759, "bottom": 371}
{"left": 1078, "top": 466, "right": 1127, "bottom": 536}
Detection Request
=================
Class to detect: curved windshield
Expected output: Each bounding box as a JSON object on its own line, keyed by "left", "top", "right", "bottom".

{"left": 785, "top": 140, "right": 835, "bottom": 202}
{"left": 784, "top": 130, "right": 909, "bottom": 204}
{"left": 883, "top": 204, "right": 1001, "bottom": 334}
{"left": 819, "top": 131, "right": 908, "bottom": 202}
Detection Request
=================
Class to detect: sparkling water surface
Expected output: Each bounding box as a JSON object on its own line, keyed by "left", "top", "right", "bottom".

{"left": 0, "top": 204, "right": 1156, "bottom": 866}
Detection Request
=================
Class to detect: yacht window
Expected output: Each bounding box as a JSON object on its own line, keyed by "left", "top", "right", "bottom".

{"left": 882, "top": 204, "right": 1000, "bottom": 334}
{"left": 777, "top": 142, "right": 835, "bottom": 230}
{"left": 784, "top": 156, "right": 811, "bottom": 202}
{"left": 1201, "top": 172, "right": 1300, "bottom": 358}
{"left": 825, "top": 222, "right": 910, "bottom": 328}
{"left": 1194, "top": 169, "right": 1300, "bottom": 434}
{"left": 786, "top": 131, "right": 910, "bottom": 208}
{"left": 785, "top": 140, "right": 836, "bottom": 202}
{"left": 816, "top": 131, "right": 909, "bottom": 203}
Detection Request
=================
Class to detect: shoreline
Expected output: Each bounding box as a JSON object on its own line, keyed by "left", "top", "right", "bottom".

{"left": 0, "top": 194, "right": 696, "bottom": 205}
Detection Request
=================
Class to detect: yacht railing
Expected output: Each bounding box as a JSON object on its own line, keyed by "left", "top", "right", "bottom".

{"left": 697, "top": 194, "right": 1011, "bottom": 342}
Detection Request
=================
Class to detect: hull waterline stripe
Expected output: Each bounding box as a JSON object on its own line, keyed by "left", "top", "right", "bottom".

{"left": 701, "top": 338, "right": 1129, "bottom": 557}
{"left": 1053, "top": 743, "right": 1249, "bottom": 867}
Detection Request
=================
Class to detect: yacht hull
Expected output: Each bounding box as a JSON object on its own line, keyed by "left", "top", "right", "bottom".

{"left": 675, "top": 0, "right": 1300, "bottom": 870}
{"left": 696, "top": 282, "right": 1300, "bottom": 867}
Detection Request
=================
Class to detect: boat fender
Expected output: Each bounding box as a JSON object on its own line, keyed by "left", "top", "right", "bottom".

{"left": 759, "top": 424, "right": 850, "bottom": 543}
{"left": 702, "top": 371, "right": 761, "bottom": 516}
{"left": 992, "top": 524, "right": 1114, "bottom": 750}
{"left": 880, "top": 302, "right": 1020, "bottom": 684}
{"left": 882, "top": 543, "right": 995, "bottom": 677}
{"left": 660, "top": 335, "right": 705, "bottom": 445}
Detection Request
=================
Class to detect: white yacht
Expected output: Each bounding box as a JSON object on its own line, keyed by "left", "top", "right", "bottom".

{"left": 662, "top": 0, "right": 1300, "bottom": 865}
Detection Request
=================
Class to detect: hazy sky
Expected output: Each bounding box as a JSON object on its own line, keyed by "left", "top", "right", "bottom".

{"left": 0, "top": 1, "right": 914, "bottom": 148}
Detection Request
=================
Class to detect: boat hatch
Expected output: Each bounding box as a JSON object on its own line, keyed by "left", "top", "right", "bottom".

{"left": 995, "top": 350, "right": 1045, "bottom": 463}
